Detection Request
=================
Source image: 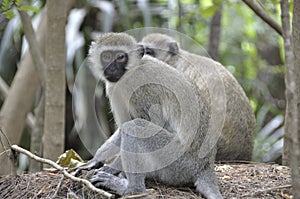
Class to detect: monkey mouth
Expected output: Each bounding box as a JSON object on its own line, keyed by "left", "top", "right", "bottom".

{"left": 104, "top": 69, "right": 126, "bottom": 82}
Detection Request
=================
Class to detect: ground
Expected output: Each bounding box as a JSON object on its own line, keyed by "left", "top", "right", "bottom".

{"left": 0, "top": 162, "right": 292, "bottom": 199}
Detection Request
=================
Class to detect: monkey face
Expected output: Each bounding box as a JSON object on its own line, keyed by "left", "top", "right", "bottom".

{"left": 140, "top": 34, "right": 179, "bottom": 65}
{"left": 100, "top": 50, "right": 128, "bottom": 82}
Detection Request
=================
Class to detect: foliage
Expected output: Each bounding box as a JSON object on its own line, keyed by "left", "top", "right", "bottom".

{"left": 0, "top": 0, "right": 40, "bottom": 19}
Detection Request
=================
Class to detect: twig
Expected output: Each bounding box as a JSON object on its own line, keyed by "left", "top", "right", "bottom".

{"left": 11, "top": 145, "right": 113, "bottom": 198}
{"left": 51, "top": 174, "right": 64, "bottom": 199}
{"left": 122, "top": 189, "right": 155, "bottom": 198}
{"left": 0, "top": 128, "right": 11, "bottom": 152}
{"left": 242, "top": 0, "right": 283, "bottom": 36}
{"left": 241, "top": 184, "right": 292, "bottom": 197}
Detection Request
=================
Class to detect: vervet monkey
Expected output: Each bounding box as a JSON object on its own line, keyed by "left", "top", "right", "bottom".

{"left": 75, "top": 32, "right": 223, "bottom": 199}
{"left": 140, "top": 33, "right": 255, "bottom": 161}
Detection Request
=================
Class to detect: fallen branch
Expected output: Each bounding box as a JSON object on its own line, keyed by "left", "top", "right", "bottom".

{"left": 242, "top": 0, "right": 283, "bottom": 36}
{"left": 10, "top": 145, "right": 113, "bottom": 198}
{"left": 241, "top": 184, "right": 292, "bottom": 197}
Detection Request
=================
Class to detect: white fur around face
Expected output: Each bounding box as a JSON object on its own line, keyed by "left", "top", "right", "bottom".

{"left": 88, "top": 33, "right": 141, "bottom": 83}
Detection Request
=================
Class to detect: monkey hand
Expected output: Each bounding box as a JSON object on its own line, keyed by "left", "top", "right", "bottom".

{"left": 73, "top": 158, "right": 103, "bottom": 177}
{"left": 94, "top": 165, "right": 124, "bottom": 176}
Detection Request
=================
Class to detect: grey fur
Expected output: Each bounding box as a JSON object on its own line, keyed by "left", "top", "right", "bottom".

{"left": 140, "top": 33, "right": 256, "bottom": 161}
{"left": 75, "top": 33, "right": 223, "bottom": 198}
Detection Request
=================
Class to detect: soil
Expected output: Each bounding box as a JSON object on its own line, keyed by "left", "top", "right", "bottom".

{"left": 0, "top": 162, "right": 292, "bottom": 199}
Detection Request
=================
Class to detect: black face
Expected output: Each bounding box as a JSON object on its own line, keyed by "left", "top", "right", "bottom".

{"left": 101, "top": 50, "right": 128, "bottom": 82}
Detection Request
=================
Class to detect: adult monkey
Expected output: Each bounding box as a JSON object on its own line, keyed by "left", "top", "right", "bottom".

{"left": 140, "top": 33, "right": 255, "bottom": 161}
{"left": 75, "top": 32, "right": 223, "bottom": 199}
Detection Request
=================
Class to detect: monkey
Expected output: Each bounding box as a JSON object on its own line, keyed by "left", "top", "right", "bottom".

{"left": 74, "top": 32, "right": 223, "bottom": 199}
{"left": 140, "top": 33, "right": 256, "bottom": 161}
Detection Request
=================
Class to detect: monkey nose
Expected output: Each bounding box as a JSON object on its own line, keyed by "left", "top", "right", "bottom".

{"left": 107, "top": 67, "right": 117, "bottom": 73}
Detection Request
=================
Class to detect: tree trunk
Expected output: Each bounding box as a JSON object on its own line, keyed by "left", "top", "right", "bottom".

{"left": 0, "top": 11, "right": 46, "bottom": 175}
{"left": 29, "top": 94, "right": 45, "bottom": 172}
{"left": 43, "top": 0, "right": 67, "bottom": 162}
{"left": 208, "top": 4, "right": 222, "bottom": 61}
{"left": 281, "top": 0, "right": 298, "bottom": 166}
{"left": 290, "top": 0, "right": 300, "bottom": 197}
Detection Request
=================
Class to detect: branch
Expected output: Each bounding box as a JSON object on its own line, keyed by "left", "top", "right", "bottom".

{"left": 11, "top": 145, "right": 113, "bottom": 198}
{"left": 18, "top": 10, "right": 46, "bottom": 84}
{"left": 208, "top": 4, "right": 222, "bottom": 61}
{"left": 241, "top": 184, "right": 292, "bottom": 197}
{"left": 242, "top": 0, "right": 283, "bottom": 36}
{"left": 52, "top": 174, "right": 64, "bottom": 198}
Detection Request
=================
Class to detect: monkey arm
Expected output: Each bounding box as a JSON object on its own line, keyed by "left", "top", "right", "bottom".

{"left": 89, "top": 118, "right": 180, "bottom": 195}
{"left": 74, "top": 128, "right": 121, "bottom": 176}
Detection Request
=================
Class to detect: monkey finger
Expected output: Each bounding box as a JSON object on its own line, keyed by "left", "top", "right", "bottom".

{"left": 74, "top": 159, "right": 103, "bottom": 177}
{"left": 94, "top": 165, "right": 121, "bottom": 176}
{"left": 90, "top": 171, "right": 113, "bottom": 184}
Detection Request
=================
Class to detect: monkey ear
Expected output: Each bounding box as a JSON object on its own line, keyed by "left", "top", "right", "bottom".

{"left": 88, "top": 41, "right": 96, "bottom": 55}
{"left": 168, "top": 42, "right": 179, "bottom": 56}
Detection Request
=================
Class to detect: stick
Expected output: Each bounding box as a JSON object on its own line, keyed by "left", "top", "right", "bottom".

{"left": 51, "top": 174, "right": 64, "bottom": 199}
{"left": 241, "top": 184, "right": 292, "bottom": 197}
{"left": 242, "top": 0, "right": 283, "bottom": 36}
{"left": 11, "top": 145, "right": 113, "bottom": 198}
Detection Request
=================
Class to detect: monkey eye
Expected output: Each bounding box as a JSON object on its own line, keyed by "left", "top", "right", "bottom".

{"left": 145, "top": 48, "right": 155, "bottom": 57}
{"left": 101, "top": 51, "right": 113, "bottom": 63}
{"left": 115, "top": 52, "right": 126, "bottom": 63}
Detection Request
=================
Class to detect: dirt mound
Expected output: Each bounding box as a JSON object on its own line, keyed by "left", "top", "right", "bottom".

{"left": 0, "top": 163, "right": 292, "bottom": 199}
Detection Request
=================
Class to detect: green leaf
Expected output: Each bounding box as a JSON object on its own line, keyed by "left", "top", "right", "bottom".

{"left": 56, "top": 149, "right": 84, "bottom": 168}
{"left": 1, "top": 0, "right": 13, "bottom": 11}
{"left": 18, "top": 5, "right": 39, "bottom": 13}
{"left": 198, "top": 5, "right": 218, "bottom": 18}
{"left": 3, "top": 10, "right": 15, "bottom": 19}
{"left": 15, "top": 0, "right": 22, "bottom": 6}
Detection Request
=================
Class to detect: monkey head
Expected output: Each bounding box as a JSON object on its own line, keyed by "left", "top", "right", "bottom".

{"left": 89, "top": 33, "right": 143, "bottom": 83}
{"left": 140, "top": 33, "right": 180, "bottom": 66}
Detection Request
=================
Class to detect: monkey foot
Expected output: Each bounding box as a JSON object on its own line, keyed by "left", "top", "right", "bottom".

{"left": 90, "top": 171, "right": 128, "bottom": 195}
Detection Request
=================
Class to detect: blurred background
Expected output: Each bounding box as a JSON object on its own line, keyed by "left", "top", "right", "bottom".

{"left": 0, "top": 0, "right": 286, "bottom": 169}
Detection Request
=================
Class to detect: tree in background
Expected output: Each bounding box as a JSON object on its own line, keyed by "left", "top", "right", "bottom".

{"left": 280, "top": 0, "right": 300, "bottom": 197}
{"left": 43, "top": 0, "right": 67, "bottom": 165}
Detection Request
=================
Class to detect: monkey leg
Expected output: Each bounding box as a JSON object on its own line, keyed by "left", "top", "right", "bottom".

{"left": 74, "top": 128, "right": 122, "bottom": 176}
{"left": 194, "top": 158, "right": 223, "bottom": 199}
{"left": 195, "top": 173, "right": 223, "bottom": 199}
{"left": 91, "top": 118, "right": 175, "bottom": 195}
